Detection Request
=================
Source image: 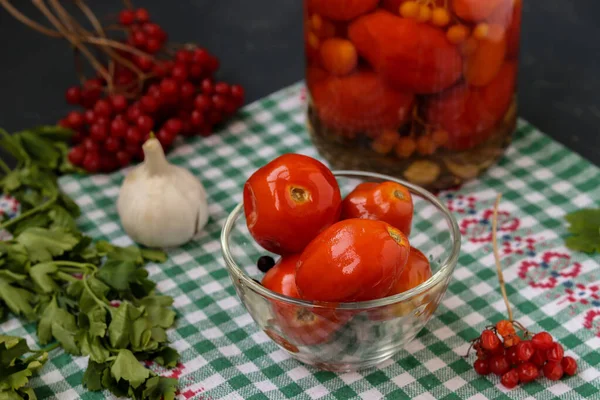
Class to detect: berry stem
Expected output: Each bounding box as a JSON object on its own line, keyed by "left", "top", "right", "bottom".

{"left": 492, "top": 193, "right": 513, "bottom": 322}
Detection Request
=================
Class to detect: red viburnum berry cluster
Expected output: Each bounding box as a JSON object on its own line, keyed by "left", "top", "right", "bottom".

{"left": 471, "top": 320, "right": 577, "bottom": 389}
{"left": 60, "top": 7, "right": 244, "bottom": 173}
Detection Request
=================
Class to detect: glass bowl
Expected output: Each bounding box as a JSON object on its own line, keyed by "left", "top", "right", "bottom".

{"left": 221, "top": 171, "right": 461, "bottom": 372}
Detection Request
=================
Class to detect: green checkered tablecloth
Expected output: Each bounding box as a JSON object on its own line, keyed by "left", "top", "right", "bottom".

{"left": 2, "top": 82, "right": 600, "bottom": 399}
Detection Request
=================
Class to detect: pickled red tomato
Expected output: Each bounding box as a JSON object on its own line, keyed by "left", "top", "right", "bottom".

{"left": 426, "top": 62, "right": 517, "bottom": 151}
{"left": 382, "top": 0, "right": 444, "bottom": 13}
{"left": 348, "top": 11, "right": 462, "bottom": 94}
{"left": 310, "top": 69, "right": 415, "bottom": 132}
{"left": 464, "top": 38, "right": 507, "bottom": 87}
{"left": 452, "top": 0, "right": 512, "bottom": 22}
{"left": 506, "top": 0, "right": 522, "bottom": 59}
{"left": 308, "top": 0, "right": 379, "bottom": 21}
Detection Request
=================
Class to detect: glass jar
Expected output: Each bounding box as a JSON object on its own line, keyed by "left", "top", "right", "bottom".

{"left": 304, "top": 0, "right": 522, "bottom": 190}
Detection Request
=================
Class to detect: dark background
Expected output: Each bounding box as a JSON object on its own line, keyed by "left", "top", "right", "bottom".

{"left": 1, "top": 1, "right": 598, "bottom": 166}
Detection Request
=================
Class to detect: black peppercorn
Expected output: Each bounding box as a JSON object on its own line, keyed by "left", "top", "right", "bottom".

{"left": 257, "top": 255, "right": 276, "bottom": 273}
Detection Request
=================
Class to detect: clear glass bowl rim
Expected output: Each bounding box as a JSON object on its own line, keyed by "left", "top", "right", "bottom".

{"left": 220, "top": 170, "right": 461, "bottom": 310}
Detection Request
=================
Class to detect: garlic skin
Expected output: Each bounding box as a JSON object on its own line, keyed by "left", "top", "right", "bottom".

{"left": 117, "top": 138, "right": 209, "bottom": 248}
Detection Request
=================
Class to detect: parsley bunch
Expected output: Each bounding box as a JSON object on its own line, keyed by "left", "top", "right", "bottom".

{"left": 564, "top": 208, "right": 600, "bottom": 254}
{"left": 0, "top": 127, "right": 179, "bottom": 399}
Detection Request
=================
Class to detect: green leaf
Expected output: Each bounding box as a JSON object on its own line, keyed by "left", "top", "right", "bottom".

{"left": 95, "top": 241, "right": 143, "bottom": 264}
{"left": 96, "top": 260, "right": 138, "bottom": 292}
{"left": 0, "top": 128, "right": 29, "bottom": 163}
{"left": 111, "top": 349, "right": 151, "bottom": 389}
{"left": 565, "top": 208, "right": 600, "bottom": 254}
{"left": 36, "top": 297, "right": 78, "bottom": 353}
{"left": 2, "top": 368, "right": 32, "bottom": 391}
{"left": 29, "top": 263, "right": 60, "bottom": 294}
{"left": 152, "top": 347, "right": 180, "bottom": 368}
{"left": 139, "top": 248, "right": 168, "bottom": 263}
{"left": 0, "top": 170, "right": 22, "bottom": 193}
{"left": 78, "top": 278, "right": 109, "bottom": 314}
{"left": 52, "top": 324, "right": 79, "bottom": 356}
{"left": 82, "top": 361, "right": 107, "bottom": 391}
{"left": 16, "top": 228, "right": 79, "bottom": 263}
{"left": 101, "top": 367, "right": 130, "bottom": 398}
{"left": 0, "top": 243, "right": 28, "bottom": 273}
{"left": 0, "top": 389, "right": 28, "bottom": 400}
{"left": 57, "top": 193, "right": 80, "bottom": 218}
{"left": 0, "top": 278, "right": 35, "bottom": 320}
{"left": 17, "top": 131, "right": 60, "bottom": 170}
{"left": 31, "top": 125, "right": 74, "bottom": 142}
{"left": 48, "top": 206, "right": 77, "bottom": 232}
{"left": 108, "top": 303, "right": 144, "bottom": 349}
{"left": 130, "top": 318, "right": 153, "bottom": 352}
{"left": 9, "top": 213, "right": 52, "bottom": 237}
{"left": 77, "top": 333, "right": 110, "bottom": 364}
{"left": 79, "top": 306, "right": 107, "bottom": 338}
{"left": 0, "top": 336, "right": 30, "bottom": 367}
{"left": 142, "top": 377, "right": 178, "bottom": 400}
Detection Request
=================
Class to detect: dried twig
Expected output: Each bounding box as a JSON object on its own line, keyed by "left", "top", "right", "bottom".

{"left": 492, "top": 193, "right": 513, "bottom": 322}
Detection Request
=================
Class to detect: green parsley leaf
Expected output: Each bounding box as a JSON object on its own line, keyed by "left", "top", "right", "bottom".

{"left": 77, "top": 332, "right": 110, "bottom": 364}
{"left": 78, "top": 306, "right": 107, "bottom": 338}
{"left": 17, "top": 131, "right": 61, "bottom": 170}
{"left": 0, "top": 278, "right": 35, "bottom": 320}
{"left": 48, "top": 206, "right": 77, "bottom": 232}
{"left": 1, "top": 367, "right": 32, "bottom": 391}
{"left": 102, "top": 367, "right": 130, "bottom": 398}
{"left": 139, "top": 248, "right": 168, "bottom": 263}
{"left": 82, "top": 361, "right": 107, "bottom": 391}
{"left": 565, "top": 208, "right": 600, "bottom": 254}
{"left": 16, "top": 228, "right": 79, "bottom": 263}
{"left": 108, "top": 303, "right": 144, "bottom": 349}
{"left": 142, "top": 376, "right": 178, "bottom": 400}
{"left": 30, "top": 125, "right": 74, "bottom": 142}
{"left": 96, "top": 241, "right": 143, "bottom": 264}
{"left": 0, "top": 243, "right": 28, "bottom": 273}
{"left": 152, "top": 347, "right": 180, "bottom": 368}
{"left": 0, "top": 336, "right": 30, "bottom": 367}
{"left": 111, "top": 349, "right": 151, "bottom": 389}
{"left": 96, "top": 260, "right": 139, "bottom": 292}
{"left": 29, "top": 263, "right": 60, "bottom": 294}
{"left": 36, "top": 297, "right": 79, "bottom": 354}
{"left": 138, "top": 296, "right": 176, "bottom": 329}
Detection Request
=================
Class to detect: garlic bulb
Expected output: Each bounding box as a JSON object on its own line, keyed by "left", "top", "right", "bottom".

{"left": 117, "top": 137, "right": 209, "bottom": 248}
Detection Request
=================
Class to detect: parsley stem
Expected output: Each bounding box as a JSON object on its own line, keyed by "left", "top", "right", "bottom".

{"left": 82, "top": 274, "right": 111, "bottom": 311}
{"left": 40, "top": 342, "right": 60, "bottom": 353}
{"left": 0, "top": 194, "right": 57, "bottom": 230}
{"left": 54, "top": 261, "right": 97, "bottom": 273}
{"left": 55, "top": 271, "right": 79, "bottom": 283}
{"left": 0, "top": 157, "right": 10, "bottom": 174}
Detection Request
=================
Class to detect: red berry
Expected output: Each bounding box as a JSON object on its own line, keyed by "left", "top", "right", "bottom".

{"left": 140, "top": 96, "right": 159, "bottom": 114}
{"left": 134, "top": 55, "right": 154, "bottom": 72}
{"left": 192, "top": 48, "right": 210, "bottom": 65}
{"left": 211, "top": 94, "right": 228, "bottom": 111}
{"left": 153, "top": 61, "right": 172, "bottom": 77}
{"left": 125, "top": 143, "right": 141, "bottom": 157}
{"left": 530, "top": 349, "right": 547, "bottom": 367}
{"left": 188, "top": 64, "right": 204, "bottom": 80}
{"left": 474, "top": 359, "right": 490, "bottom": 375}
{"left": 501, "top": 369, "right": 519, "bottom": 389}
{"left": 160, "top": 78, "right": 180, "bottom": 97}
{"left": 136, "top": 115, "right": 154, "bottom": 134}
{"left": 224, "top": 100, "right": 239, "bottom": 115}
{"left": 104, "top": 137, "right": 121, "bottom": 152}
{"left": 190, "top": 110, "right": 205, "bottom": 127}
{"left": 171, "top": 64, "right": 188, "bottom": 82}
{"left": 71, "top": 132, "right": 85, "bottom": 144}
{"left": 110, "top": 94, "right": 128, "bottom": 112}
{"left": 65, "top": 86, "right": 82, "bottom": 105}
{"left": 207, "top": 56, "right": 220, "bottom": 73}
{"left": 83, "top": 138, "right": 99, "bottom": 153}
{"left": 125, "top": 126, "right": 143, "bottom": 145}
{"left": 180, "top": 82, "right": 196, "bottom": 100}
{"left": 517, "top": 362, "right": 539, "bottom": 383}
{"left": 127, "top": 104, "right": 143, "bottom": 122}
{"left": 532, "top": 332, "right": 554, "bottom": 351}
{"left": 164, "top": 118, "right": 183, "bottom": 135}
{"left": 146, "top": 38, "right": 162, "bottom": 54}
{"left": 81, "top": 85, "right": 102, "bottom": 108}
{"left": 194, "top": 94, "right": 211, "bottom": 111}
{"left": 83, "top": 152, "right": 101, "bottom": 172}
{"left": 131, "top": 31, "right": 147, "bottom": 48}
{"left": 507, "top": 347, "right": 519, "bottom": 366}
{"left": 215, "top": 82, "right": 230, "bottom": 96}
{"left": 119, "top": 9, "right": 135, "bottom": 25}
{"left": 561, "top": 356, "right": 577, "bottom": 376}
{"left": 142, "top": 22, "right": 161, "bottom": 37}
{"left": 201, "top": 78, "right": 214, "bottom": 94}
{"left": 116, "top": 151, "right": 131, "bottom": 167}
{"left": 147, "top": 84, "right": 161, "bottom": 98}
{"left": 207, "top": 110, "right": 223, "bottom": 125}
{"left": 543, "top": 361, "right": 564, "bottom": 381}
{"left": 100, "top": 153, "right": 119, "bottom": 172}
{"left": 157, "top": 128, "right": 176, "bottom": 147}
{"left": 66, "top": 111, "right": 84, "bottom": 129}
{"left": 84, "top": 109, "right": 96, "bottom": 124}
{"left": 547, "top": 343, "right": 564, "bottom": 363}
{"left": 68, "top": 146, "right": 86, "bottom": 166}
{"left": 110, "top": 119, "right": 128, "bottom": 138}
{"left": 489, "top": 354, "right": 511, "bottom": 376}
{"left": 94, "top": 99, "right": 113, "bottom": 118}
{"left": 516, "top": 341, "right": 534, "bottom": 362}
{"left": 175, "top": 50, "right": 192, "bottom": 64}
{"left": 135, "top": 8, "right": 150, "bottom": 23}
{"left": 90, "top": 123, "right": 108, "bottom": 142}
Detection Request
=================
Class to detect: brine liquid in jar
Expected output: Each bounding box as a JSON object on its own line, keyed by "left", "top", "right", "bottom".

{"left": 304, "top": 0, "right": 522, "bottom": 189}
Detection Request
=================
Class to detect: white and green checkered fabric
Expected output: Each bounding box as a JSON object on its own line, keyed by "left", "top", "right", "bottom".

{"left": 1, "top": 82, "right": 600, "bottom": 399}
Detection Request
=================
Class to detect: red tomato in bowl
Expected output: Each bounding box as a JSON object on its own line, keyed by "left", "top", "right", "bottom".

{"left": 244, "top": 154, "right": 342, "bottom": 255}
{"left": 296, "top": 219, "right": 410, "bottom": 303}
{"left": 262, "top": 254, "right": 344, "bottom": 346}
{"left": 387, "top": 247, "right": 433, "bottom": 295}
{"left": 341, "top": 181, "right": 413, "bottom": 236}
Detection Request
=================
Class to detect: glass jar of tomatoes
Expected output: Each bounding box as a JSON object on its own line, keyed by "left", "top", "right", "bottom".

{"left": 304, "top": 0, "right": 522, "bottom": 190}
